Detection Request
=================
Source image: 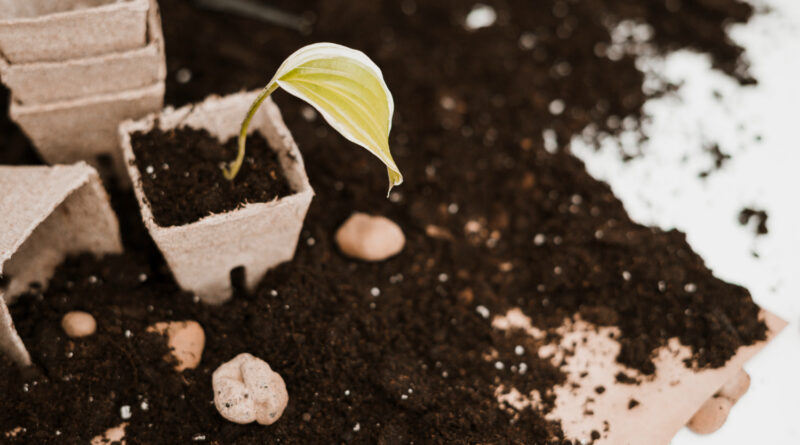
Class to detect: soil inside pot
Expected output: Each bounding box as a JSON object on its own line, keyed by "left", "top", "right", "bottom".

{"left": 130, "top": 127, "right": 293, "bottom": 227}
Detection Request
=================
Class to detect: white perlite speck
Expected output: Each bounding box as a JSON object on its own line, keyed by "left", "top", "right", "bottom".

{"left": 465, "top": 4, "right": 497, "bottom": 30}
{"left": 622, "top": 271, "right": 632, "bottom": 281}
{"left": 120, "top": 405, "right": 132, "bottom": 420}
{"left": 476, "top": 305, "right": 490, "bottom": 319}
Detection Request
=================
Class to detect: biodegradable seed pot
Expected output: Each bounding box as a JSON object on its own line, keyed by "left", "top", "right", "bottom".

{"left": 0, "top": 162, "right": 122, "bottom": 365}
{"left": 0, "top": 0, "right": 164, "bottom": 181}
{"left": 0, "top": 0, "right": 149, "bottom": 64}
{"left": 10, "top": 82, "right": 164, "bottom": 180}
{"left": 0, "top": 0, "right": 165, "bottom": 105}
{"left": 119, "top": 91, "right": 314, "bottom": 304}
{"left": 120, "top": 43, "right": 401, "bottom": 303}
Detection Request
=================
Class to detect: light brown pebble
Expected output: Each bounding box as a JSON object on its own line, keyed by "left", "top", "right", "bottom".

{"left": 212, "top": 353, "right": 288, "bottom": 425}
{"left": 90, "top": 423, "right": 127, "bottom": 445}
{"left": 335, "top": 213, "right": 405, "bottom": 261}
{"left": 5, "top": 426, "right": 24, "bottom": 438}
{"left": 425, "top": 224, "right": 454, "bottom": 240}
{"left": 688, "top": 397, "right": 733, "bottom": 434}
{"left": 61, "top": 311, "right": 96, "bottom": 338}
{"left": 715, "top": 369, "right": 750, "bottom": 403}
{"left": 147, "top": 321, "right": 205, "bottom": 371}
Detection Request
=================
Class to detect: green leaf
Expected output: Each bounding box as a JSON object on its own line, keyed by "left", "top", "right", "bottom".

{"left": 224, "top": 42, "right": 402, "bottom": 195}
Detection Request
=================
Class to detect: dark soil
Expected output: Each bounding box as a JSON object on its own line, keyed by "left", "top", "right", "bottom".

{"left": 0, "top": 85, "right": 39, "bottom": 166}
{"left": 0, "top": 0, "right": 768, "bottom": 444}
{"left": 699, "top": 143, "right": 732, "bottom": 178}
{"left": 738, "top": 207, "right": 769, "bottom": 235}
{"left": 130, "top": 127, "right": 293, "bottom": 227}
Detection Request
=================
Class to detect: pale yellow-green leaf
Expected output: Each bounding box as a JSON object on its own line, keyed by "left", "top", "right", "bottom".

{"left": 225, "top": 43, "right": 402, "bottom": 195}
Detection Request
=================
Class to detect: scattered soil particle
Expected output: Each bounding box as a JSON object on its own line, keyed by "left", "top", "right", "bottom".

{"left": 629, "top": 399, "right": 641, "bottom": 409}
{"left": 615, "top": 371, "right": 640, "bottom": 385}
{"left": 699, "top": 143, "right": 732, "bottom": 178}
{"left": 738, "top": 207, "right": 769, "bottom": 235}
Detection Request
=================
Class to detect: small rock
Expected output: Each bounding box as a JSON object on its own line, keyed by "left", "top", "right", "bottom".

{"left": 147, "top": 321, "right": 205, "bottom": 371}
{"left": 335, "top": 213, "right": 405, "bottom": 261}
{"left": 90, "top": 423, "right": 127, "bottom": 445}
{"left": 715, "top": 370, "right": 750, "bottom": 403}
{"left": 212, "top": 353, "right": 288, "bottom": 425}
{"left": 61, "top": 311, "right": 96, "bottom": 338}
{"left": 4, "top": 426, "right": 24, "bottom": 438}
{"left": 425, "top": 224, "right": 454, "bottom": 241}
{"left": 687, "top": 397, "right": 732, "bottom": 434}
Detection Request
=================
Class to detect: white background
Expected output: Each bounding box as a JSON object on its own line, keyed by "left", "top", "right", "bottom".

{"left": 571, "top": 0, "right": 800, "bottom": 442}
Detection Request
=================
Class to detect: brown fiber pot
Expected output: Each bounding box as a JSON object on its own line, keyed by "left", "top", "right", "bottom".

{"left": 119, "top": 91, "right": 314, "bottom": 304}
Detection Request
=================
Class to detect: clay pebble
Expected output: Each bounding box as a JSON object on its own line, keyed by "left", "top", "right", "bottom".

{"left": 687, "top": 397, "right": 733, "bottom": 434}
{"left": 715, "top": 369, "right": 750, "bottom": 403}
{"left": 688, "top": 370, "right": 751, "bottom": 434}
{"left": 212, "top": 353, "right": 288, "bottom": 425}
{"left": 146, "top": 321, "right": 205, "bottom": 371}
{"left": 90, "top": 423, "right": 127, "bottom": 445}
{"left": 335, "top": 213, "right": 405, "bottom": 261}
{"left": 61, "top": 311, "right": 96, "bottom": 338}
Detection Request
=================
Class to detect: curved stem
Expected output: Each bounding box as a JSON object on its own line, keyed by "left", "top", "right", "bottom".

{"left": 223, "top": 82, "right": 280, "bottom": 180}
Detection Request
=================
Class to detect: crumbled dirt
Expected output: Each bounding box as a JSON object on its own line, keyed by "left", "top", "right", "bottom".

{"left": 699, "top": 143, "right": 732, "bottom": 178}
{"left": 0, "top": 0, "right": 767, "bottom": 443}
{"left": 130, "top": 127, "right": 293, "bottom": 227}
{"left": 738, "top": 207, "right": 769, "bottom": 235}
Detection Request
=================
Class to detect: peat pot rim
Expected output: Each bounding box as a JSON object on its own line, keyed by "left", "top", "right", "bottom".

{"left": 0, "top": 0, "right": 165, "bottom": 105}
{"left": 118, "top": 91, "right": 314, "bottom": 233}
{"left": 0, "top": 0, "right": 149, "bottom": 25}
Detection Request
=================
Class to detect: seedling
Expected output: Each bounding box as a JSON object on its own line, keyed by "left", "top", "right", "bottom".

{"left": 223, "top": 42, "right": 403, "bottom": 195}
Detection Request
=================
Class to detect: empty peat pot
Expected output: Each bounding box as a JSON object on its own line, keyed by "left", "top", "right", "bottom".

{"left": 11, "top": 82, "right": 165, "bottom": 181}
{"left": 1, "top": 0, "right": 165, "bottom": 180}
{"left": 0, "top": 0, "right": 165, "bottom": 106}
{"left": 0, "top": 163, "right": 122, "bottom": 366}
{"left": 119, "top": 91, "right": 314, "bottom": 304}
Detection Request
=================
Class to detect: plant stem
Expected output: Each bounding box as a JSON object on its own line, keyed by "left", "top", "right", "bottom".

{"left": 223, "top": 83, "right": 279, "bottom": 180}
